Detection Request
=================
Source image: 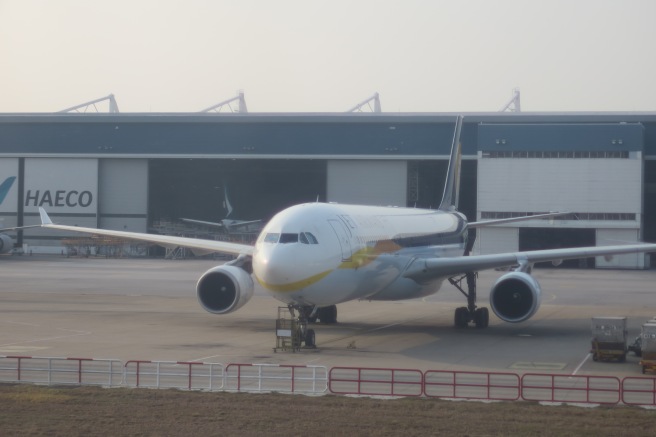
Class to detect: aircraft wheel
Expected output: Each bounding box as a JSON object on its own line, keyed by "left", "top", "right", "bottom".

{"left": 474, "top": 308, "right": 489, "bottom": 329}
{"left": 305, "top": 329, "right": 316, "bottom": 348}
{"left": 454, "top": 307, "right": 469, "bottom": 328}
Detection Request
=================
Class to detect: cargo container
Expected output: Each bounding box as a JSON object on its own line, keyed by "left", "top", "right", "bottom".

{"left": 590, "top": 317, "right": 628, "bottom": 362}
{"left": 639, "top": 323, "right": 656, "bottom": 373}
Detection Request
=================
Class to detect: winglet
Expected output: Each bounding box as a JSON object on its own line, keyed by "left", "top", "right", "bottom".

{"left": 38, "top": 207, "right": 52, "bottom": 225}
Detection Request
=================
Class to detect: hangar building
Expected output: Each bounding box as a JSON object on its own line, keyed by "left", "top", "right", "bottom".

{"left": 0, "top": 112, "right": 654, "bottom": 268}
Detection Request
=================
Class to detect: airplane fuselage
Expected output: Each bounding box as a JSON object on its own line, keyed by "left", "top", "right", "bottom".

{"left": 252, "top": 203, "right": 468, "bottom": 307}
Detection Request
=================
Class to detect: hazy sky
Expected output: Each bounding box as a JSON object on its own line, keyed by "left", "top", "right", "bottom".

{"left": 2, "top": 0, "right": 655, "bottom": 113}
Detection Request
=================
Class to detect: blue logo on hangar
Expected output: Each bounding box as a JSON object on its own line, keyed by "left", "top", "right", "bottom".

{"left": 0, "top": 177, "right": 16, "bottom": 205}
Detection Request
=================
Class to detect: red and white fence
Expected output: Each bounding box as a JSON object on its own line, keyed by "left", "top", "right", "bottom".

{"left": 329, "top": 367, "right": 423, "bottom": 397}
{"left": 224, "top": 363, "right": 328, "bottom": 393}
{"left": 1, "top": 355, "right": 655, "bottom": 406}
{"left": 520, "top": 373, "right": 621, "bottom": 405}
{"left": 123, "top": 360, "right": 224, "bottom": 391}
{"left": 424, "top": 370, "right": 521, "bottom": 401}
{"left": 0, "top": 356, "right": 123, "bottom": 387}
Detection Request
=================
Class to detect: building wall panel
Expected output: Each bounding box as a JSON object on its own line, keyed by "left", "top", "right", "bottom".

{"left": 0, "top": 158, "right": 19, "bottom": 228}
{"left": 22, "top": 158, "right": 98, "bottom": 248}
{"left": 327, "top": 160, "right": 407, "bottom": 206}
{"left": 477, "top": 158, "right": 642, "bottom": 214}
{"left": 475, "top": 227, "right": 518, "bottom": 255}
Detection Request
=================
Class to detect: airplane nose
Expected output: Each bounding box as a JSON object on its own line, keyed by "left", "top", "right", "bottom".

{"left": 254, "top": 246, "right": 296, "bottom": 286}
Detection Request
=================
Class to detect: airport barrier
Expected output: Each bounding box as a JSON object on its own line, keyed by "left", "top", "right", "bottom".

{"left": 423, "top": 370, "right": 521, "bottom": 401}
{"left": 621, "top": 377, "right": 656, "bottom": 406}
{"left": 0, "top": 356, "right": 123, "bottom": 387}
{"left": 3, "top": 356, "right": 656, "bottom": 406}
{"left": 224, "top": 363, "right": 328, "bottom": 394}
{"left": 520, "top": 373, "right": 621, "bottom": 405}
{"left": 328, "top": 366, "right": 423, "bottom": 397}
{"left": 124, "top": 360, "right": 224, "bottom": 391}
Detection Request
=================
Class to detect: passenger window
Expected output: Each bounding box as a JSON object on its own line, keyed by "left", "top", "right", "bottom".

{"left": 279, "top": 233, "right": 299, "bottom": 243}
{"left": 264, "top": 233, "right": 280, "bottom": 243}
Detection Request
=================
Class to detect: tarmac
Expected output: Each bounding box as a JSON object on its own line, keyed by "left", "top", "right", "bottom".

{"left": 1, "top": 255, "right": 655, "bottom": 376}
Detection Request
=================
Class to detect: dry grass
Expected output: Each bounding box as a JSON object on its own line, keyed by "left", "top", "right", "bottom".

{"left": 0, "top": 384, "right": 654, "bottom": 436}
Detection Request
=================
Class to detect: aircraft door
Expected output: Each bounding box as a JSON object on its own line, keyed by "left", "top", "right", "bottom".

{"left": 328, "top": 219, "right": 352, "bottom": 261}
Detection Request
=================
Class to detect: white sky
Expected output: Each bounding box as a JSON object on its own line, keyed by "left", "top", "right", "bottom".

{"left": 1, "top": 0, "right": 655, "bottom": 113}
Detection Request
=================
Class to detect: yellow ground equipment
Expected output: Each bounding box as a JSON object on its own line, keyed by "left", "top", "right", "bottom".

{"left": 274, "top": 306, "right": 315, "bottom": 352}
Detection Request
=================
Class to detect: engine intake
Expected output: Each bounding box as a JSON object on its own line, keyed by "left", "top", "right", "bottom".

{"left": 489, "top": 271, "right": 541, "bottom": 323}
{"left": 196, "top": 265, "right": 254, "bottom": 314}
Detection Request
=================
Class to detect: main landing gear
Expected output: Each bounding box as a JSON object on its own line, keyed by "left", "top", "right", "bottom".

{"left": 448, "top": 271, "right": 489, "bottom": 329}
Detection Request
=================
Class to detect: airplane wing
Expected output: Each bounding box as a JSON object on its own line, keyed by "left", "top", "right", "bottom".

{"left": 469, "top": 212, "right": 570, "bottom": 227}
{"left": 403, "top": 243, "right": 656, "bottom": 283}
{"left": 0, "top": 225, "right": 42, "bottom": 232}
{"left": 180, "top": 218, "right": 227, "bottom": 228}
{"left": 39, "top": 208, "right": 254, "bottom": 257}
{"left": 180, "top": 218, "right": 262, "bottom": 229}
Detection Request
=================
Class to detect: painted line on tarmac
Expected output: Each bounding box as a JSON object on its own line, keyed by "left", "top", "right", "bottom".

{"left": 509, "top": 362, "right": 566, "bottom": 371}
{"left": 571, "top": 353, "right": 591, "bottom": 375}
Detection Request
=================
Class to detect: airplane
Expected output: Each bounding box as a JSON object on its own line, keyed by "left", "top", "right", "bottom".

{"left": 37, "top": 115, "right": 656, "bottom": 347}
{"left": 0, "top": 227, "right": 40, "bottom": 255}
{"left": 180, "top": 185, "right": 262, "bottom": 233}
{"left": 0, "top": 231, "right": 15, "bottom": 254}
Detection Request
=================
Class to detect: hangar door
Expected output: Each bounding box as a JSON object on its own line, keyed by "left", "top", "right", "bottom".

{"left": 519, "top": 228, "right": 596, "bottom": 268}
{"left": 327, "top": 160, "right": 407, "bottom": 206}
{"left": 99, "top": 159, "right": 148, "bottom": 232}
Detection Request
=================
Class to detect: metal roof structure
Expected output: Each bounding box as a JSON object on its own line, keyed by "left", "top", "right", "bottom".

{"left": 1, "top": 112, "right": 655, "bottom": 158}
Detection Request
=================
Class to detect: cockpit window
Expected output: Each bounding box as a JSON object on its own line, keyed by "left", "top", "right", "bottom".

{"left": 279, "top": 233, "right": 299, "bottom": 243}
{"left": 304, "top": 232, "right": 319, "bottom": 244}
{"left": 265, "top": 232, "right": 318, "bottom": 244}
{"left": 264, "top": 233, "right": 280, "bottom": 243}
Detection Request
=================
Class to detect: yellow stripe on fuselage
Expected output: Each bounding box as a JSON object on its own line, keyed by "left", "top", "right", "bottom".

{"left": 255, "top": 269, "right": 333, "bottom": 293}
{"left": 339, "top": 240, "right": 402, "bottom": 269}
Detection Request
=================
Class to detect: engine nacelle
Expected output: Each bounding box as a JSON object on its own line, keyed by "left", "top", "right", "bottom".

{"left": 489, "top": 271, "right": 542, "bottom": 323}
{"left": 0, "top": 234, "right": 13, "bottom": 254}
{"left": 196, "top": 265, "right": 254, "bottom": 314}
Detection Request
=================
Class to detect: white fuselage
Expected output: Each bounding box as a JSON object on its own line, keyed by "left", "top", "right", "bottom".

{"left": 252, "top": 203, "right": 467, "bottom": 306}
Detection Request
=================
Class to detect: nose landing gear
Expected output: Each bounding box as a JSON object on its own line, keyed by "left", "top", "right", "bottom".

{"left": 273, "top": 306, "right": 316, "bottom": 352}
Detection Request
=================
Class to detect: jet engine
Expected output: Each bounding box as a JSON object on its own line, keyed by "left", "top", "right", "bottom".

{"left": 489, "top": 271, "right": 542, "bottom": 323}
{"left": 0, "top": 234, "right": 13, "bottom": 254}
{"left": 196, "top": 265, "right": 254, "bottom": 314}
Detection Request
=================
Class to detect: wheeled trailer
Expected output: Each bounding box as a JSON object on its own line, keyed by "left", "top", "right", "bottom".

{"left": 639, "top": 323, "right": 656, "bottom": 373}
{"left": 590, "top": 317, "right": 627, "bottom": 362}
{"left": 639, "top": 359, "right": 656, "bottom": 374}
